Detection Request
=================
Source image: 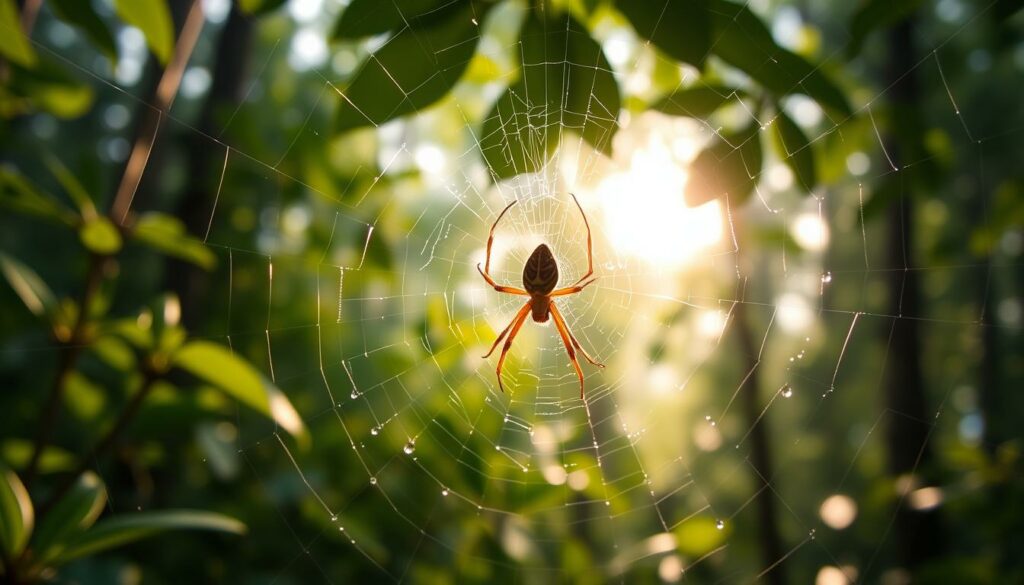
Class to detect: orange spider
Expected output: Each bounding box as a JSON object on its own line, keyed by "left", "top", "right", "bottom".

{"left": 477, "top": 194, "right": 605, "bottom": 399}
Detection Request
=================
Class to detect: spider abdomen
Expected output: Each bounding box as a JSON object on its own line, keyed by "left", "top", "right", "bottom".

{"left": 523, "top": 244, "right": 559, "bottom": 295}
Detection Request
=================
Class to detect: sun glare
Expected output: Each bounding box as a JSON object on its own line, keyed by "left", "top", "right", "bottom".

{"left": 596, "top": 132, "right": 722, "bottom": 269}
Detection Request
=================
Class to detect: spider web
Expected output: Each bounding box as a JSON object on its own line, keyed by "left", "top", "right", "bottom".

{"left": 10, "top": 0, "right": 1024, "bottom": 582}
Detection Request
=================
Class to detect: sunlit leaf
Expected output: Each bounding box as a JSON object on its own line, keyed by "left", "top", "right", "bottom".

{"left": 0, "top": 167, "right": 78, "bottom": 226}
{"left": 707, "top": 0, "right": 851, "bottom": 117}
{"left": 132, "top": 212, "right": 216, "bottom": 270}
{"left": 652, "top": 84, "right": 745, "bottom": 119}
{"left": 31, "top": 472, "right": 106, "bottom": 564}
{"left": 615, "top": 0, "right": 711, "bottom": 68}
{"left": 172, "top": 341, "right": 308, "bottom": 445}
{"left": 335, "top": 0, "right": 492, "bottom": 133}
{"left": 56, "top": 510, "right": 245, "bottom": 565}
{"left": 79, "top": 217, "right": 123, "bottom": 255}
{"left": 237, "top": 0, "right": 287, "bottom": 17}
{"left": 772, "top": 110, "right": 817, "bottom": 192}
{"left": 0, "top": 252, "right": 59, "bottom": 321}
{"left": 49, "top": 0, "right": 118, "bottom": 63}
{"left": 847, "top": 0, "right": 922, "bottom": 58}
{"left": 0, "top": 464, "right": 33, "bottom": 557}
{"left": 113, "top": 0, "right": 174, "bottom": 64}
{"left": 0, "top": 0, "right": 36, "bottom": 67}
{"left": 674, "top": 515, "right": 729, "bottom": 557}
{"left": 332, "top": 0, "right": 450, "bottom": 40}
{"left": 684, "top": 121, "right": 762, "bottom": 206}
{"left": 480, "top": 12, "right": 620, "bottom": 179}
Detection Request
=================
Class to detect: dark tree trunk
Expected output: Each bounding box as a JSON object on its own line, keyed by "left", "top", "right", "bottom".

{"left": 881, "top": 18, "right": 946, "bottom": 570}
{"left": 733, "top": 296, "right": 786, "bottom": 585}
{"left": 164, "top": 4, "right": 253, "bottom": 329}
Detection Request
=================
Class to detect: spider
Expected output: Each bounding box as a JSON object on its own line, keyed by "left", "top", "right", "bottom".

{"left": 477, "top": 194, "right": 605, "bottom": 399}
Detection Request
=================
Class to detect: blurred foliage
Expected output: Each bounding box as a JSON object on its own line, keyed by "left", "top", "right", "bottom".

{"left": 0, "top": 0, "right": 1021, "bottom": 583}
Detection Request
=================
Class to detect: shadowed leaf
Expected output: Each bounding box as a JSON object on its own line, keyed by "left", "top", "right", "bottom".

{"left": 49, "top": 0, "right": 118, "bottom": 63}
{"left": 615, "top": 0, "right": 711, "bottom": 68}
{"left": 31, "top": 472, "right": 106, "bottom": 564}
{"left": 708, "top": 0, "right": 851, "bottom": 117}
{"left": 332, "top": 0, "right": 451, "bottom": 40}
{"left": 653, "top": 84, "right": 745, "bottom": 119}
{"left": 57, "top": 510, "right": 245, "bottom": 565}
{"left": 685, "top": 121, "right": 762, "bottom": 206}
{"left": 772, "top": 110, "right": 817, "bottom": 192}
{"left": 480, "top": 12, "right": 619, "bottom": 179}
{"left": 335, "top": 0, "right": 492, "bottom": 133}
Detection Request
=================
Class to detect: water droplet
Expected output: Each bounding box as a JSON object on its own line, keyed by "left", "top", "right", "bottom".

{"left": 331, "top": 514, "right": 338, "bottom": 522}
{"left": 403, "top": 441, "right": 415, "bottom": 455}
{"left": 605, "top": 500, "right": 611, "bottom": 506}
{"left": 441, "top": 488, "right": 449, "bottom": 496}
{"left": 821, "top": 271, "right": 833, "bottom": 284}
{"left": 369, "top": 477, "right": 377, "bottom": 485}
{"left": 716, "top": 519, "right": 725, "bottom": 530}
{"left": 781, "top": 385, "right": 793, "bottom": 398}
{"left": 370, "top": 426, "right": 379, "bottom": 436}
{"left": 350, "top": 391, "right": 358, "bottom": 399}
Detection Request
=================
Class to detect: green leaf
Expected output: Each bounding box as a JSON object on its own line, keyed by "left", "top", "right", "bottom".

{"left": 615, "top": 0, "right": 710, "bottom": 68}
{"left": 335, "top": 0, "right": 492, "bottom": 134}
{"left": 707, "top": 0, "right": 851, "bottom": 117}
{"left": 49, "top": 0, "right": 118, "bottom": 63}
{"left": 652, "top": 84, "right": 745, "bottom": 119}
{"left": 0, "top": 465, "right": 33, "bottom": 557}
{"left": 113, "top": 0, "right": 174, "bottom": 64}
{"left": 772, "top": 110, "right": 817, "bottom": 192}
{"left": 1, "top": 439, "right": 76, "bottom": 474}
{"left": 237, "top": 0, "right": 287, "bottom": 17}
{"left": 3, "top": 55, "right": 95, "bottom": 119}
{"left": 57, "top": 509, "right": 245, "bottom": 565}
{"left": 674, "top": 515, "right": 729, "bottom": 557}
{"left": 43, "top": 154, "right": 97, "bottom": 218}
{"left": 79, "top": 217, "right": 123, "bottom": 255}
{"left": 0, "top": 0, "right": 36, "bottom": 67}
{"left": 0, "top": 252, "right": 59, "bottom": 321}
{"left": 31, "top": 472, "right": 106, "bottom": 564}
{"left": 132, "top": 212, "right": 216, "bottom": 270}
{"left": 685, "top": 121, "right": 762, "bottom": 206}
{"left": 332, "top": 0, "right": 451, "bottom": 40}
{"left": 480, "top": 12, "right": 620, "bottom": 179}
{"left": 172, "top": 342, "right": 308, "bottom": 445}
{"left": 0, "top": 166, "right": 78, "bottom": 226}
{"left": 847, "top": 0, "right": 922, "bottom": 58}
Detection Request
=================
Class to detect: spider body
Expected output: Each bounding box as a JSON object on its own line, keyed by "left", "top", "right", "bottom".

{"left": 524, "top": 244, "right": 558, "bottom": 322}
{"left": 477, "top": 194, "right": 605, "bottom": 398}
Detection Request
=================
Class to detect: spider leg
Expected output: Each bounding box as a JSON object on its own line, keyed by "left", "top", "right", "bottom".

{"left": 477, "top": 201, "right": 528, "bottom": 295}
{"left": 483, "top": 302, "right": 531, "bottom": 358}
{"left": 550, "top": 277, "right": 597, "bottom": 297}
{"left": 550, "top": 303, "right": 605, "bottom": 368}
{"left": 568, "top": 193, "right": 595, "bottom": 287}
{"left": 549, "top": 303, "right": 587, "bottom": 399}
{"left": 494, "top": 305, "right": 532, "bottom": 393}
{"left": 477, "top": 264, "right": 528, "bottom": 295}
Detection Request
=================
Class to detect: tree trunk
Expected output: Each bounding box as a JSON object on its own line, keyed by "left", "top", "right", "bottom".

{"left": 881, "top": 17, "right": 946, "bottom": 570}
{"left": 165, "top": 3, "right": 253, "bottom": 329}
